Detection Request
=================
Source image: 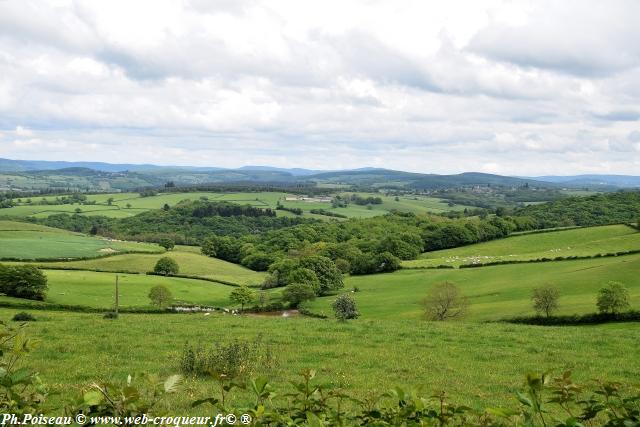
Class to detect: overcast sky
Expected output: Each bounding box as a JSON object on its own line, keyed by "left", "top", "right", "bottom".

{"left": 1, "top": 0, "right": 639, "bottom": 175}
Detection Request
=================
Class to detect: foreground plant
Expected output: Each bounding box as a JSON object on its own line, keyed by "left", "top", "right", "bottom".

{"left": 0, "top": 321, "right": 47, "bottom": 415}
{"left": 192, "top": 370, "right": 640, "bottom": 426}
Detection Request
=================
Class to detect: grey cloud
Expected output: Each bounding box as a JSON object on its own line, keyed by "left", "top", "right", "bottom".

{"left": 593, "top": 111, "right": 640, "bottom": 122}
{"left": 467, "top": 1, "right": 640, "bottom": 77}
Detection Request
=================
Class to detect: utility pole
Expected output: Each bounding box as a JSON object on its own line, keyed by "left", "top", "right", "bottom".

{"left": 115, "top": 274, "right": 119, "bottom": 316}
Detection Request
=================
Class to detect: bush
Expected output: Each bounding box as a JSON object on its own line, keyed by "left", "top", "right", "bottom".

{"left": 504, "top": 310, "right": 640, "bottom": 325}
{"left": 332, "top": 294, "right": 359, "bottom": 321}
{"left": 12, "top": 312, "right": 36, "bottom": 322}
{"left": 153, "top": 257, "right": 179, "bottom": 276}
{"left": 0, "top": 265, "right": 48, "bottom": 301}
{"left": 423, "top": 282, "right": 468, "bottom": 321}
{"left": 597, "top": 281, "right": 631, "bottom": 314}
{"left": 180, "top": 337, "right": 275, "bottom": 380}
{"left": 158, "top": 238, "right": 175, "bottom": 251}
{"left": 148, "top": 285, "right": 173, "bottom": 308}
{"left": 241, "top": 252, "right": 276, "bottom": 271}
{"left": 282, "top": 283, "right": 316, "bottom": 308}
{"left": 103, "top": 312, "right": 119, "bottom": 319}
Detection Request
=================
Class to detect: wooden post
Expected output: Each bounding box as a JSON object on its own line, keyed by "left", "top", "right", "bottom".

{"left": 115, "top": 274, "right": 119, "bottom": 315}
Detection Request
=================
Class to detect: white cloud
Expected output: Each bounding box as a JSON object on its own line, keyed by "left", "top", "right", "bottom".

{"left": 15, "top": 126, "right": 33, "bottom": 137}
{"left": 0, "top": 0, "right": 639, "bottom": 174}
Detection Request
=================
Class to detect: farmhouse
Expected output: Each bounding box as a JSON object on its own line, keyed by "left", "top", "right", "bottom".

{"left": 284, "top": 195, "right": 333, "bottom": 203}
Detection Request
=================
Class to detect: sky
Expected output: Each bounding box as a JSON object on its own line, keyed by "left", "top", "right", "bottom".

{"left": 0, "top": 0, "right": 639, "bottom": 176}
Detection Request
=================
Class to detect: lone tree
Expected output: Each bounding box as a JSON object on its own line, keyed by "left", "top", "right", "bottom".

{"left": 153, "top": 257, "right": 179, "bottom": 276}
{"left": 158, "top": 238, "right": 175, "bottom": 251}
{"left": 229, "top": 285, "right": 255, "bottom": 313}
{"left": 531, "top": 284, "right": 560, "bottom": 317}
{"left": 597, "top": 281, "right": 631, "bottom": 314}
{"left": 332, "top": 294, "right": 359, "bottom": 321}
{"left": 148, "top": 285, "right": 173, "bottom": 308}
{"left": 282, "top": 283, "right": 316, "bottom": 308}
{"left": 423, "top": 282, "right": 468, "bottom": 321}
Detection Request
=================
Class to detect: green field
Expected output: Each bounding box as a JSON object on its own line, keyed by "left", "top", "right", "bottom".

{"left": 2, "top": 309, "right": 638, "bottom": 412}
{"left": 404, "top": 225, "right": 640, "bottom": 268}
{"left": 0, "top": 220, "right": 161, "bottom": 260}
{"left": 3, "top": 190, "right": 471, "bottom": 220}
{"left": 27, "top": 246, "right": 266, "bottom": 286}
{"left": 307, "top": 253, "right": 640, "bottom": 321}
{"left": 0, "top": 269, "right": 242, "bottom": 309}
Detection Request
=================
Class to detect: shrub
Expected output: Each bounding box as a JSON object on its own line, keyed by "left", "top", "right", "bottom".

{"left": 282, "top": 283, "right": 316, "bottom": 308}
{"left": 423, "top": 282, "right": 468, "bottom": 321}
{"left": 373, "top": 251, "right": 402, "bottom": 272}
{"left": 531, "top": 284, "right": 560, "bottom": 317}
{"left": 334, "top": 258, "right": 351, "bottom": 274}
{"left": 597, "top": 281, "right": 631, "bottom": 314}
{"left": 158, "top": 238, "right": 175, "bottom": 251}
{"left": 0, "top": 321, "right": 47, "bottom": 414}
{"left": 148, "top": 285, "right": 173, "bottom": 308}
{"left": 153, "top": 257, "right": 179, "bottom": 276}
{"left": 12, "top": 312, "right": 36, "bottom": 322}
{"left": 0, "top": 265, "right": 48, "bottom": 301}
{"left": 241, "top": 252, "right": 276, "bottom": 271}
{"left": 332, "top": 294, "right": 359, "bottom": 321}
{"left": 180, "top": 337, "right": 275, "bottom": 380}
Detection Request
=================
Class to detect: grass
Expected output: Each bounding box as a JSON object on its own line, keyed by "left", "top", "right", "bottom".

{"left": 2, "top": 308, "right": 638, "bottom": 413}
{"left": 0, "top": 269, "right": 239, "bottom": 309}
{"left": 25, "top": 246, "right": 266, "bottom": 286}
{"left": 307, "top": 253, "right": 640, "bottom": 321}
{"left": 0, "top": 221, "right": 161, "bottom": 260}
{"left": 404, "top": 224, "right": 640, "bottom": 268}
{"left": 3, "top": 190, "right": 471, "bottom": 220}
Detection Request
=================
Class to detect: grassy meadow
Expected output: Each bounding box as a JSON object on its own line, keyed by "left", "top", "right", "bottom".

{"left": 1, "top": 308, "right": 638, "bottom": 412}
{"left": 25, "top": 246, "right": 266, "bottom": 286}
{"left": 403, "top": 224, "right": 640, "bottom": 268}
{"left": 1, "top": 269, "right": 241, "bottom": 309}
{"left": 0, "top": 220, "right": 161, "bottom": 260}
{"left": 3, "top": 190, "right": 471, "bottom": 220}
{"left": 308, "top": 253, "right": 640, "bottom": 321}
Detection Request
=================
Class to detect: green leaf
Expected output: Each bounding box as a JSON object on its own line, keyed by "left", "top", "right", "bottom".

{"left": 516, "top": 392, "right": 533, "bottom": 407}
{"left": 83, "top": 390, "right": 104, "bottom": 406}
{"left": 10, "top": 367, "right": 33, "bottom": 385}
{"left": 192, "top": 397, "right": 219, "bottom": 408}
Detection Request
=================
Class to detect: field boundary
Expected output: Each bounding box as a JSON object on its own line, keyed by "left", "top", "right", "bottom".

{"left": 21, "top": 266, "right": 244, "bottom": 287}
{"left": 500, "top": 310, "right": 640, "bottom": 326}
{"left": 0, "top": 249, "right": 165, "bottom": 263}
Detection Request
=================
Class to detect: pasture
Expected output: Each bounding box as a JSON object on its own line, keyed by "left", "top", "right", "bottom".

{"left": 308, "top": 253, "right": 640, "bottom": 321}
{"left": 1, "top": 308, "right": 638, "bottom": 411}
{"left": 3, "top": 190, "right": 471, "bottom": 219}
{"left": 0, "top": 220, "right": 161, "bottom": 260}
{"left": 27, "top": 246, "right": 266, "bottom": 286}
{"left": 403, "top": 224, "right": 640, "bottom": 268}
{"left": 0, "top": 269, "right": 241, "bottom": 309}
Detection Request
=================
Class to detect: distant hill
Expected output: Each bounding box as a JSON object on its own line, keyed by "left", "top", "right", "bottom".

{"left": 530, "top": 175, "right": 640, "bottom": 188}
{"left": 2, "top": 157, "right": 639, "bottom": 192}
{"left": 0, "top": 158, "right": 202, "bottom": 173}
{"left": 306, "top": 169, "right": 554, "bottom": 189}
